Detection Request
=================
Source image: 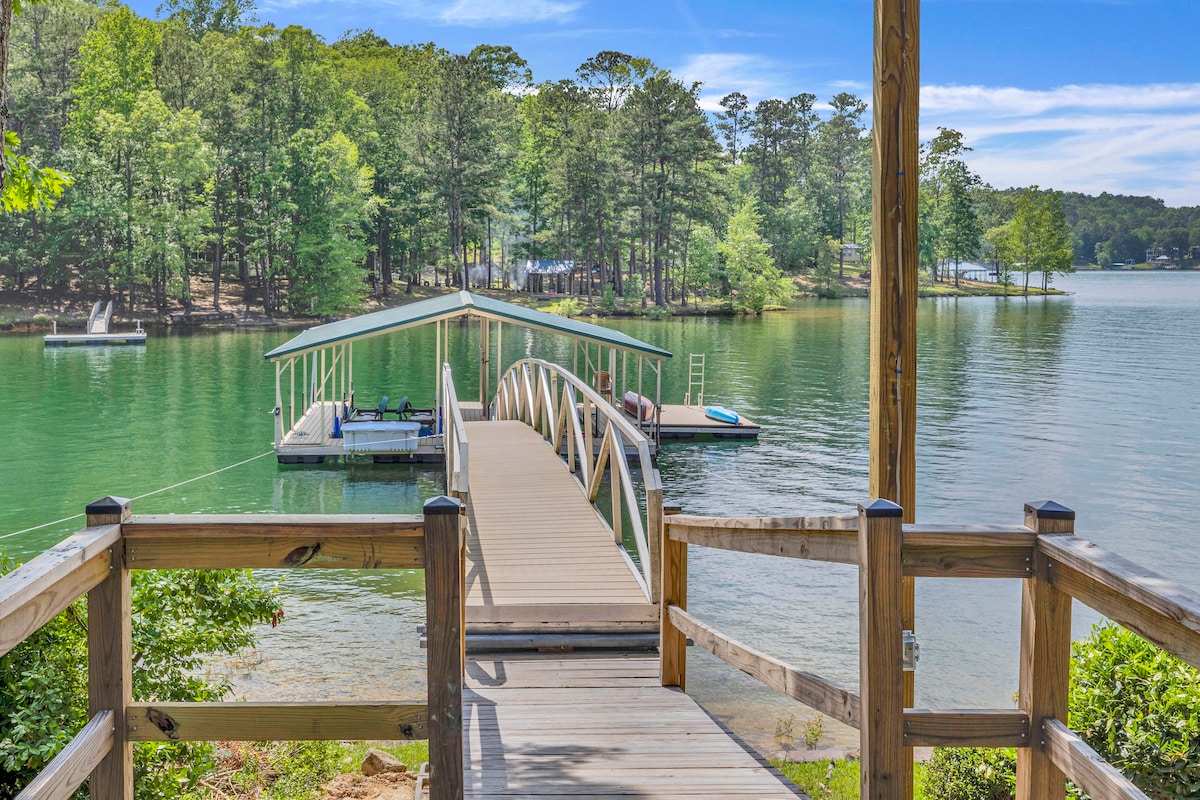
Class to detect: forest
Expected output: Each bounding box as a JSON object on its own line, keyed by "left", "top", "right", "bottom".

{"left": 2, "top": 0, "right": 1198, "bottom": 319}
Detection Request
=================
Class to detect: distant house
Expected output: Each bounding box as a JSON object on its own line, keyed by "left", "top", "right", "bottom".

{"left": 841, "top": 243, "right": 862, "bottom": 263}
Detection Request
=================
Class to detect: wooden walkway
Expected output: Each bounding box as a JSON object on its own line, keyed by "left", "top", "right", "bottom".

{"left": 458, "top": 418, "right": 803, "bottom": 798}
{"left": 463, "top": 420, "right": 656, "bottom": 634}
{"left": 463, "top": 652, "right": 805, "bottom": 799}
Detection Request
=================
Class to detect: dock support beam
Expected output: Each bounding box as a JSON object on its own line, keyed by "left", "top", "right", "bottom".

{"left": 87, "top": 496, "right": 132, "bottom": 800}
{"left": 870, "top": 3, "right": 920, "bottom": 793}
{"left": 424, "top": 497, "right": 464, "bottom": 800}
{"left": 1016, "top": 502, "right": 1075, "bottom": 800}
{"left": 858, "top": 499, "right": 904, "bottom": 800}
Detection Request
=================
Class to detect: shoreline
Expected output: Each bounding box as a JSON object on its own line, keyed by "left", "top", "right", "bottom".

{"left": 0, "top": 277, "right": 1067, "bottom": 334}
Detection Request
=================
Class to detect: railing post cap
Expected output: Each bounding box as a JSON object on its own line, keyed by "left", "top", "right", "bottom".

{"left": 424, "top": 496, "right": 462, "bottom": 516}
{"left": 1025, "top": 500, "right": 1075, "bottom": 521}
{"left": 860, "top": 498, "right": 903, "bottom": 518}
{"left": 85, "top": 496, "right": 131, "bottom": 517}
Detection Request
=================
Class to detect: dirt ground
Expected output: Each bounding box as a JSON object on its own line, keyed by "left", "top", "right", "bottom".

{"left": 320, "top": 771, "right": 416, "bottom": 800}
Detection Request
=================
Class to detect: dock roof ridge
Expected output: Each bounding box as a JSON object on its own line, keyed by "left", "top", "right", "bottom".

{"left": 264, "top": 291, "right": 672, "bottom": 361}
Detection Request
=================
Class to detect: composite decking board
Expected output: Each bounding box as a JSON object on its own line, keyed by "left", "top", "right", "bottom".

{"left": 463, "top": 653, "right": 806, "bottom": 800}
{"left": 464, "top": 421, "right": 650, "bottom": 623}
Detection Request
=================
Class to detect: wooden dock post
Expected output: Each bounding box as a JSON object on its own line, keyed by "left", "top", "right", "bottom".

{"left": 660, "top": 506, "right": 687, "bottom": 689}
{"left": 86, "top": 496, "right": 132, "bottom": 800}
{"left": 424, "top": 496, "right": 464, "bottom": 800}
{"left": 871, "top": 1, "right": 920, "bottom": 793}
{"left": 1016, "top": 501, "right": 1075, "bottom": 800}
{"left": 859, "top": 499, "right": 905, "bottom": 800}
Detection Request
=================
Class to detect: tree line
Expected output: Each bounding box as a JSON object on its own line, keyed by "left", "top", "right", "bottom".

{"left": 2, "top": 0, "right": 1197, "bottom": 319}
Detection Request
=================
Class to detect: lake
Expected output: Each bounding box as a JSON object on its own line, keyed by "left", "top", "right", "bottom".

{"left": 2, "top": 270, "right": 1198, "bottom": 753}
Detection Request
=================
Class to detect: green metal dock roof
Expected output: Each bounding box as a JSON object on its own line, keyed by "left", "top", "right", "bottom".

{"left": 264, "top": 291, "right": 672, "bottom": 361}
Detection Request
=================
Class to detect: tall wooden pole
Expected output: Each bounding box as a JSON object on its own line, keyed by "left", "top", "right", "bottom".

{"left": 871, "top": 0, "right": 919, "bottom": 795}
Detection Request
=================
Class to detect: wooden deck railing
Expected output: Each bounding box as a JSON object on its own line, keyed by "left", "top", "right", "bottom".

{"left": 493, "top": 358, "right": 664, "bottom": 601}
{"left": 662, "top": 500, "right": 1200, "bottom": 800}
{"left": 442, "top": 363, "right": 470, "bottom": 501}
{"left": 1, "top": 496, "right": 467, "bottom": 800}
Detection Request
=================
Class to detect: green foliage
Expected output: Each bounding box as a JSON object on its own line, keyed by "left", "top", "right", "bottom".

{"left": 922, "top": 747, "right": 1016, "bottom": 800}
{"left": 922, "top": 625, "right": 1200, "bottom": 800}
{"left": 686, "top": 225, "right": 722, "bottom": 298}
{"left": 803, "top": 714, "right": 825, "bottom": 750}
{"left": 0, "top": 555, "right": 283, "bottom": 799}
{"left": 773, "top": 758, "right": 935, "bottom": 800}
{"left": 718, "top": 199, "right": 793, "bottom": 313}
{"left": 553, "top": 297, "right": 582, "bottom": 317}
{"left": 1070, "top": 624, "right": 1200, "bottom": 800}
{"left": 1, "top": 133, "right": 72, "bottom": 212}
{"left": 773, "top": 759, "right": 861, "bottom": 800}
{"left": 812, "top": 236, "right": 841, "bottom": 299}
{"left": 10, "top": 3, "right": 1193, "bottom": 316}
{"left": 598, "top": 283, "right": 617, "bottom": 314}
{"left": 221, "top": 741, "right": 345, "bottom": 800}
{"left": 990, "top": 186, "right": 1074, "bottom": 293}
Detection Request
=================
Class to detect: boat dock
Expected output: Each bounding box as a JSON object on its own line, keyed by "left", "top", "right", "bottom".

{"left": 43, "top": 301, "right": 147, "bottom": 346}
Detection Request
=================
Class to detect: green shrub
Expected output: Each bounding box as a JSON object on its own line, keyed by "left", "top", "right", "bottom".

{"left": 1070, "top": 623, "right": 1200, "bottom": 800}
{"left": 598, "top": 285, "right": 618, "bottom": 314}
{"left": 0, "top": 556, "right": 283, "bottom": 799}
{"left": 646, "top": 304, "right": 674, "bottom": 320}
{"left": 553, "top": 297, "right": 583, "bottom": 318}
{"left": 922, "top": 747, "right": 1015, "bottom": 800}
{"left": 923, "top": 624, "right": 1200, "bottom": 800}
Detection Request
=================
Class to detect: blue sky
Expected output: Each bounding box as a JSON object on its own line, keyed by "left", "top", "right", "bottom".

{"left": 127, "top": 0, "right": 1199, "bottom": 206}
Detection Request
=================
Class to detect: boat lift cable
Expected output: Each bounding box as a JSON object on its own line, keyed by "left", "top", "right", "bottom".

{"left": 0, "top": 449, "right": 276, "bottom": 542}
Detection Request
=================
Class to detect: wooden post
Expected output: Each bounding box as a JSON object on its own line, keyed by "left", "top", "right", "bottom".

{"left": 479, "top": 318, "right": 489, "bottom": 406}
{"left": 660, "top": 508, "right": 687, "bottom": 689}
{"left": 87, "top": 496, "right": 132, "bottom": 800}
{"left": 859, "top": 499, "right": 905, "bottom": 800}
{"left": 646, "top": 485, "right": 663, "bottom": 605}
{"left": 1016, "top": 501, "right": 1075, "bottom": 800}
{"left": 871, "top": 1, "right": 920, "bottom": 785}
{"left": 424, "top": 496, "right": 464, "bottom": 800}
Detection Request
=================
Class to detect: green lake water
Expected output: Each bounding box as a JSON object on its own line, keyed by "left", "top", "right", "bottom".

{"left": 2, "top": 270, "right": 1198, "bottom": 753}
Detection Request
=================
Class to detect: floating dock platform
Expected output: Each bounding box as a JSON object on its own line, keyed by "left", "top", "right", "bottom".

{"left": 44, "top": 301, "right": 146, "bottom": 346}
{"left": 655, "top": 404, "right": 760, "bottom": 440}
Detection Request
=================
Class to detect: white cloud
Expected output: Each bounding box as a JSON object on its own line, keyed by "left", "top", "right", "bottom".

{"left": 921, "top": 82, "right": 1200, "bottom": 205}
{"left": 437, "top": 0, "right": 581, "bottom": 26}
{"left": 675, "top": 53, "right": 791, "bottom": 112}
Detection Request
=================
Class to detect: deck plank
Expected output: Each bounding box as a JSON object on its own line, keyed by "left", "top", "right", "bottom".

{"left": 463, "top": 653, "right": 806, "bottom": 800}
{"left": 464, "top": 421, "right": 651, "bottom": 631}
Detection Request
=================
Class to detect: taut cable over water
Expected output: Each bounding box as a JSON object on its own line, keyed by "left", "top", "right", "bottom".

{"left": 0, "top": 450, "right": 276, "bottom": 542}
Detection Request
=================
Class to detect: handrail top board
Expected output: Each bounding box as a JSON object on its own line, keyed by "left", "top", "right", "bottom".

{"left": 123, "top": 514, "right": 424, "bottom": 535}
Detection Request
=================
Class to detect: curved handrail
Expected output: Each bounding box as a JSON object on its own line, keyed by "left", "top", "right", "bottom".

{"left": 442, "top": 363, "right": 469, "bottom": 500}
{"left": 492, "top": 358, "right": 664, "bottom": 601}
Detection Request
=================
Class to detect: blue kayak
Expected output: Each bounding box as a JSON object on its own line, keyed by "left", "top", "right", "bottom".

{"left": 704, "top": 405, "right": 740, "bottom": 425}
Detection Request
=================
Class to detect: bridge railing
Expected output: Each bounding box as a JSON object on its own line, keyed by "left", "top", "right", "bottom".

{"left": 493, "top": 358, "right": 664, "bottom": 602}
{"left": 442, "top": 363, "right": 469, "bottom": 502}
{"left": 662, "top": 500, "right": 1199, "bottom": 800}
{"left": 0, "top": 496, "right": 467, "bottom": 800}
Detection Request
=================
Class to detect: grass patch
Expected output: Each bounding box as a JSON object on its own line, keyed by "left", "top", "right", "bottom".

{"left": 771, "top": 758, "right": 932, "bottom": 800}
